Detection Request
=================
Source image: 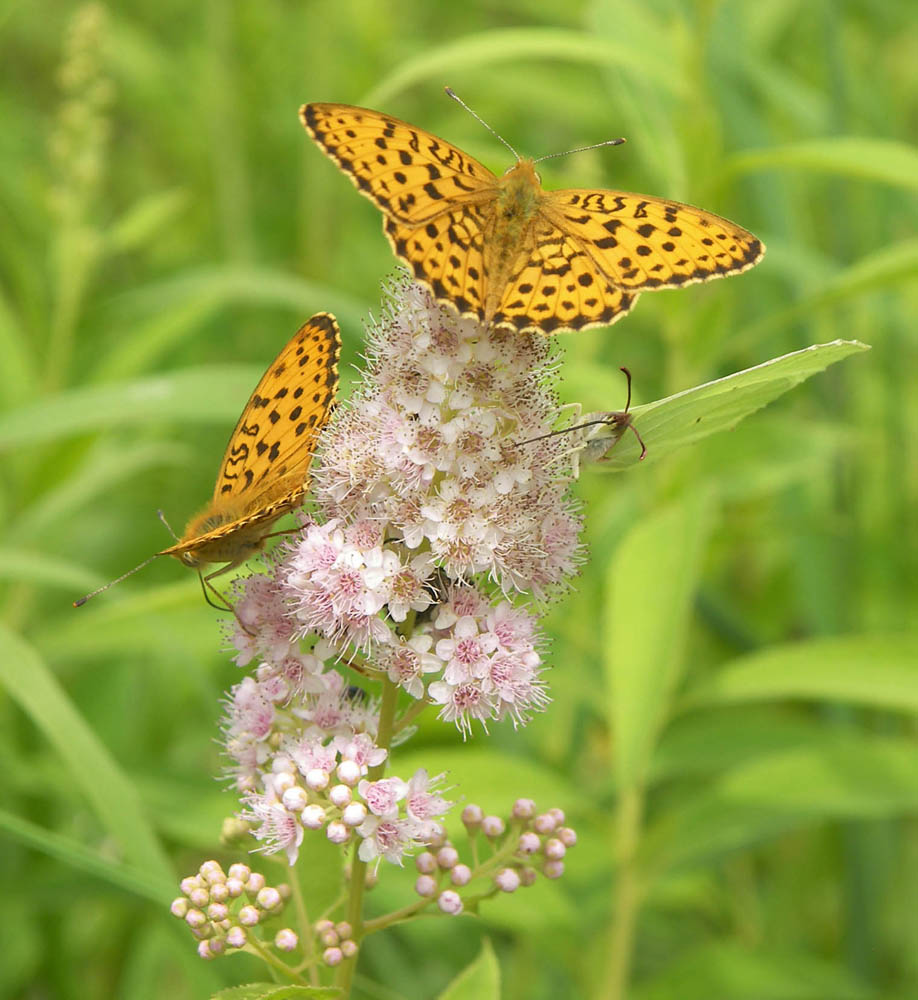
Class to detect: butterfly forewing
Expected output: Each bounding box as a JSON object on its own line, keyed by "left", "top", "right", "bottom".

{"left": 300, "top": 103, "right": 497, "bottom": 226}
{"left": 161, "top": 313, "right": 341, "bottom": 568}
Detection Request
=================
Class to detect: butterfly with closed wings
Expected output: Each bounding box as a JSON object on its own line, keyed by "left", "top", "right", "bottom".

{"left": 75, "top": 313, "right": 341, "bottom": 607}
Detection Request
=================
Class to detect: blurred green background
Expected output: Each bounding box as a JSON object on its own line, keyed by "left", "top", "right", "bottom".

{"left": 1, "top": 1, "right": 916, "bottom": 998}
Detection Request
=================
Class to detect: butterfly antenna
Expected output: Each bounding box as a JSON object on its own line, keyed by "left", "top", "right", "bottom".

{"left": 533, "top": 137, "right": 626, "bottom": 165}
{"left": 444, "top": 86, "right": 520, "bottom": 161}
{"left": 157, "top": 509, "right": 179, "bottom": 541}
{"left": 73, "top": 553, "right": 161, "bottom": 607}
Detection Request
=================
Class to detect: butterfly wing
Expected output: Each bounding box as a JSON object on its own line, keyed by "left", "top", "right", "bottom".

{"left": 301, "top": 103, "right": 498, "bottom": 226}
{"left": 490, "top": 218, "right": 639, "bottom": 334}
{"left": 543, "top": 189, "right": 764, "bottom": 291}
{"left": 384, "top": 205, "right": 490, "bottom": 323}
{"left": 162, "top": 313, "right": 340, "bottom": 565}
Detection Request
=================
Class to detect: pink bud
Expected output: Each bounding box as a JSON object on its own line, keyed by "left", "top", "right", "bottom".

{"left": 450, "top": 864, "right": 472, "bottom": 887}
{"left": 512, "top": 798, "right": 536, "bottom": 819}
{"left": 323, "top": 946, "right": 343, "bottom": 966}
{"left": 461, "top": 804, "right": 484, "bottom": 829}
{"left": 326, "top": 821, "right": 350, "bottom": 845}
{"left": 437, "top": 890, "right": 463, "bottom": 915}
{"left": 436, "top": 846, "right": 459, "bottom": 869}
{"left": 329, "top": 784, "right": 352, "bottom": 807}
{"left": 495, "top": 868, "right": 521, "bottom": 892}
{"left": 544, "top": 838, "right": 566, "bottom": 861}
{"left": 170, "top": 898, "right": 189, "bottom": 918}
{"left": 415, "top": 874, "right": 437, "bottom": 897}
{"left": 481, "top": 815, "right": 505, "bottom": 838}
{"left": 226, "top": 926, "right": 246, "bottom": 948}
{"left": 558, "top": 827, "right": 577, "bottom": 847}
{"left": 275, "top": 929, "right": 298, "bottom": 951}
{"left": 543, "top": 860, "right": 565, "bottom": 879}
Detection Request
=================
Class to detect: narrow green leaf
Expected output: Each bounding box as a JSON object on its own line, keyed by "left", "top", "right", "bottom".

{"left": 683, "top": 634, "right": 918, "bottom": 714}
{"left": 604, "top": 493, "right": 711, "bottom": 787}
{"left": 0, "top": 547, "right": 99, "bottom": 591}
{"left": 579, "top": 340, "right": 869, "bottom": 470}
{"left": 107, "top": 187, "right": 189, "bottom": 254}
{"left": 0, "top": 624, "right": 173, "bottom": 882}
{"left": 728, "top": 136, "right": 918, "bottom": 191}
{"left": 0, "top": 809, "right": 172, "bottom": 903}
{"left": 437, "top": 939, "right": 501, "bottom": 1000}
{"left": 0, "top": 366, "right": 262, "bottom": 450}
{"left": 363, "top": 28, "right": 683, "bottom": 108}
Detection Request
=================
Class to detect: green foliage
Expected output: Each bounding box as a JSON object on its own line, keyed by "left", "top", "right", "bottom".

{"left": 0, "top": 1, "right": 915, "bottom": 999}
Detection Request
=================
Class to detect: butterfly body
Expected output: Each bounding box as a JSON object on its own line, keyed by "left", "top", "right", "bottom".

{"left": 301, "top": 102, "right": 764, "bottom": 336}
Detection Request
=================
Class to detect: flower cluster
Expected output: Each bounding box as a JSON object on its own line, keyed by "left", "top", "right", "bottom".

{"left": 171, "top": 861, "right": 294, "bottom": 960}
{"left": 227, "top": 279, "right": 580, "bottom": 736}
{"left": 412, "top": 799, "right": 577, "bottom": 916}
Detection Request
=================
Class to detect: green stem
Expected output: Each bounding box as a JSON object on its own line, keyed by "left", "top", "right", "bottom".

{"left": 289, "top": 871, "right": 320, "bottom": 987}
{"left": 605, "top": 785, "right": 644, "bottom": 1000}
{"left": 335, "top": 677, "right": 400, "bottom": 996}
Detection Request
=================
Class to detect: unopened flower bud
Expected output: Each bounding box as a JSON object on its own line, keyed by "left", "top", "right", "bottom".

{"left": 226, "top": 926, "right": 246, "bottom": 948}
{"left": 548, "top": 807, "right": 565, "bottom": 825}
{"left": 337, "top": 760, "right": 361, "bottom": 786}
{"left": 324, "top": 946, "right": 343, "bottom": 966}
{"left": 416, "top": 851, "right": 437, "bottom": 874}
{"left": 275, "top": 929, "right": 298, "bottom": 951}
{"left": 238, "top": 905, "right": 260, "bottom": 926}
{"left": 558, "top": 827, "right": 577, "bottom": 847}
{"left": 342, "top": 802, "right": 368, "bottom": 827}
{"left": 461, "top": 804, "right": 484, "bottom": 829}
{"left": 436, "top": 846, "right": 459, "bottom": 869}
{"left": 520, "top": 867, "right": 537, "bottom": 886}
{"left": 450, "top": 864, "right": 472, "bottom": 886}
{"left": 518, "top": 831, "right": 540, "bottom": 854}
{"left": 481, "top": 815, "right": 505, "bottom": 838}
{"left": 320, "top": 929, "right": 339, "bottom": 947}
{"left": 197, "top": 940, "right": 215, "bottom": 960}
{"left": 209, "top": 883, "right": 229, "bottom": 903}
{"left": 329, "top": 784, "right": 352, "bottom": 807}
{"left": 543, "top": 859, "right": 565, "bottom": 879}
{"left": 302, "top": 803, "right": 326, "bottom": 829}
{"left": 326, "top": 821, "right": 350, "bottom": 845}
{"left": 315, "top": 919, "right": 334, "bottom": 935}
{"left": 341, "top": 939, "right": 358, "bottom": 958}
{"left": 171, "top": 898, "right": 189, "bottom": 918}
{"left": 246, "top": 872, "right": 266, "bottom": 894}
{"left": 533, "top": 813, "right": 557, "bottom": 834}
{"left": 256, "top": 887, "right": 281, "bottom": 910}
{"left": 180, "top": 876, "right": 201, "bottom": 895}
{"left": 189, "top": 887, "right": 209, "bottom": 908}
{"left": 437, "top": 890, "right": 463, "bottom": 915}
{"left": 544, "top": 838, "right": 566, "bottom": 861}
{"left": 415, "top": 874, "right": 437, "bottom": 897}
{"left": 334, "top": 921, "right": 353, "bottom": 939}
{"left": 495, "top": 868, "right": 521, "bottom": 892}
{"left": 512, "top": 798, "right": 536, "bottom": 820}
{"left": 272, "top": 771, "right": 296, "bottom": 795}
{"left": 282, "top": 786, "right": 308, "bottom": 812}
{"left": 228, "top": 863, "right": 251, "bottom": 882}
{"left": 225, "top": 878, "right": 245, "bottom": 897}
{"left": 207, "top": 902, "right": 229, "bottom": 921}
{"left": 306, "top": 768, "right": 330, "bottom": 791}
{"left": 185, "top": 909, "right": 206, "bottom": 930}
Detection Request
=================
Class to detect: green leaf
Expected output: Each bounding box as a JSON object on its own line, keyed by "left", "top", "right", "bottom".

{"left": 633, "top": 941, "right": 872, "bottom": 1000}
{"left": 107, "top": 187, "right": 189, "bottom": 254}
{"left": 0, "top": 624, "right": 173, "bottom": 883}
{"left": 0, "top": 366, "right": 264, "bottom": 450}
{"left": 646, "top": 736, "right": 918, "bottom": 873}
{"left": 604, "top": 493, "right": 711, "bottom": 788}
{"left": 0, "top": 547, "right": 98, "bottom": 591}
{"left": 683, "top": 634, "right": 918, "bottom": 715}
{"left": 362, "top": 28, "right": 683, "bottom": 108}
{"left": 212, "top": 986, "right": 340, "bottom": 1000}
{"left": 728, "top": 136, "right": 918, "bottom": 191}
{"left": 578, "top": 340, "right": 869, "bottom": 470}
{"left": 0, "top": 809, "right": 171, "bottom": 904}
{"left": 437, "top": 939, "right": 501, "bottom": 1000}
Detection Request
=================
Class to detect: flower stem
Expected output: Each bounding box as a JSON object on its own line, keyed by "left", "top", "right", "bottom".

{"left": 604, "top": 785, "right": 644, "bottom": 1000}
{"left": 335, "top": 677, "right": 400, "bottom": 996}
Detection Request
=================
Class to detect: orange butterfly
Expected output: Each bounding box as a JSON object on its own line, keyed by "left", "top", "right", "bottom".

{"left": 301, "top": 98, "right": 764, "bottom": 335}
{"left": 75, "top": 313, "right": 340, "bottom": 606}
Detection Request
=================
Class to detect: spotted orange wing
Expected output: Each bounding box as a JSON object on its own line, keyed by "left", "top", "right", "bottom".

{"left": 301, "top": 101, "right": 765, "bottom": 336}
{"left": 160, "top": 312, "right": 340, "bottom": 572}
